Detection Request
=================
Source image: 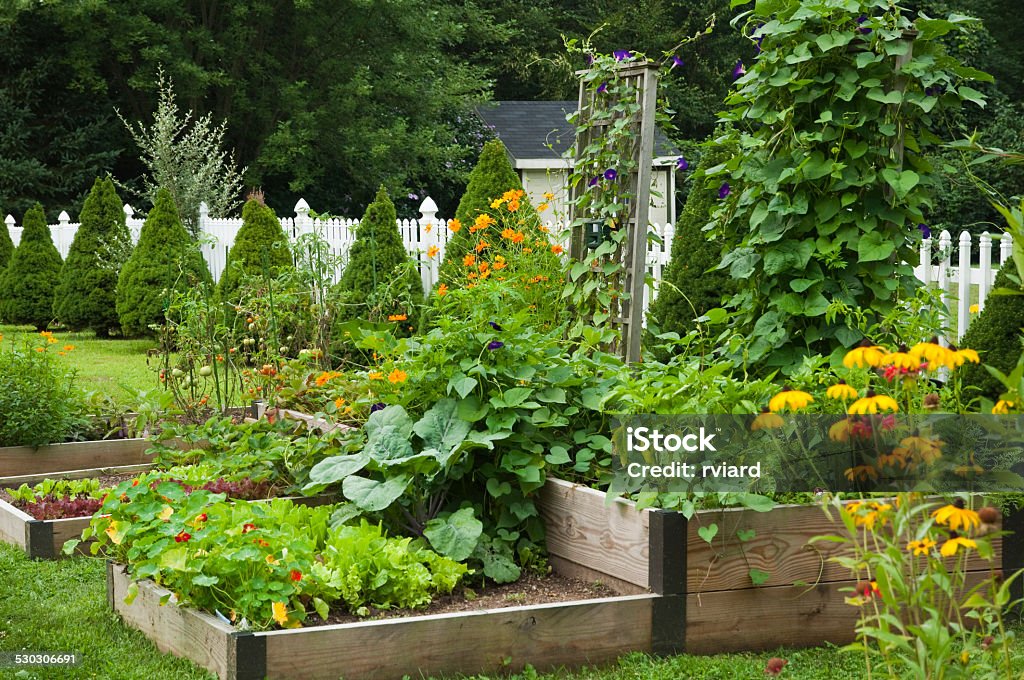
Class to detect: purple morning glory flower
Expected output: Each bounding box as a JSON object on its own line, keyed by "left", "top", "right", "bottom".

{"left": 585, "top": 54, "right": 594, "bottom": 66}
{"left": 408, "top": 193, "right": 418, "bottom": 201}
{"left": 596, "top": 82, "right": 608, "bottom": 94}
{"left": 676, "top": 156, "right": 689, "bottom": 171}
{"left": 604, "top": 168, "right": 618, "bottom": 181}
{"left": 588, "top": 176, "right": 600, "bottom": 188}
{"left": 718, "top": 182, "right": 731, "bottom": 199}
{"left": 487, "top": 341, "right": 504, "bottom": 351}
{"left": 856, "top": 16, "right": 872, "bottom": 34}
{"left": 732, "top": 60, "right": 746, "bottom": 80}
{"left": 488, "top": 321, "right": 503, "bottom": 331}
{"left": 370, "top": 402, "right": 386, "bottom": 413}
{"left": 613, "top": 50, "right": 632, "bottom": 61}
{"left": 918, "top": 223, "right": 931, "bottom": 239}
{"left": 670, "top": 55, "right": 684, "bottom": 69}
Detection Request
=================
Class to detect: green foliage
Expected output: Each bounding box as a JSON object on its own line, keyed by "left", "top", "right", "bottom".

{"left": 115, "top": 189, "right": 209, "bottom": 337}
{"left": 648, "top": 142, "right": 736, "bottom": 342}
{"left": 0, "top": 203, "right": 63, "bottom": 330}
{"left": 337, "top": 186, "right": 423, "bottom": 325}
{"left": 77, "top": 486, "right": 463, "bottom": 628}
{"left": 440, "top": 140, "right": 537, "bottom": 283}
{"left": 0, "top": 339, "right": 87, "bottom": 447}
{"left": 54, "top": 177, "right": 132, "bottom": 335}
{"left": 217, "top": 198, "right": 293, "bottom": 304}
{"left": 714, "top": 2, "right": 992, "bottom": 371}
{"left": 119, "top": 68, "right": 245, "bottom": 235}
{"left": 961, "top": 267, "right": 1024, "bottom": 400}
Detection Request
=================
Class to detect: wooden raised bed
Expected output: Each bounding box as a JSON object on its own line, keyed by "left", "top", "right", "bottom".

{"left": 0, "top": 438, "right": 157, "bottom": 486}
{"left": 540, "top": 478, "right": 1021, "bottom": 654}
{"left": 105, "top": 478, "right": 689, "bottom": 680}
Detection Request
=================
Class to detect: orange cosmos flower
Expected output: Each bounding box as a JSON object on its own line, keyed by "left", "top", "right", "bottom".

{"left": 388, "top": 369, "right": 408, "bottom": 384}
{"left": 427, "top": 245, "right": 439, "bottom": 258}
{"left": 449, "top": 219, "right": 461, "bottom": 233}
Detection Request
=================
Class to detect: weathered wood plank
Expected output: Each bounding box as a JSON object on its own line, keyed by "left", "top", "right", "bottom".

{"left": 108, "top": 562, "right": 236, "bottom": 680}
{"left": 0, "top": 498, "right": 31, "bottom": 549}
{"left": 685, "top": 570, "right": 995, "bottom": 654}
{"left": 687, "top": 504, "right": 1001, "bottom": 592}
{"left": 262, "top": 594, "right": 656, "bottom": 680}
{"left": 538, "top": 478, "right": 650, "bottom": 589}
{"left": 0, "top": 438, "right": 155, "bottom": 479}
{"left": 49, "top": 516, "right": 94, "bottom": 555}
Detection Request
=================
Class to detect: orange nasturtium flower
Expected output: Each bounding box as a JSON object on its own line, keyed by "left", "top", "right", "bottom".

{"left": 387, "top": 313, "right": 408, "bottom": 322}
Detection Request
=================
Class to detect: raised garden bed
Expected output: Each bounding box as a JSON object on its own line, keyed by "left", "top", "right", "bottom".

{"left": 0, "top": 482, "right": 334, "bottom": 560}
{"left": 539, "top": 478, "right": 1023, "bottom": 654}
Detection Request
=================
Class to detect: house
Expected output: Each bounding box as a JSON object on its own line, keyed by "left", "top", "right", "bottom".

{"left": 475, "top": 101, "right": 680, "bottom": 226}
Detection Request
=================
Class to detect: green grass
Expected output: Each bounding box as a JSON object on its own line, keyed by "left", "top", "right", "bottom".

{"left": 0, "top": 325, "right": 157, "bottom": 404}
{"left": 2, "top": 542, "right": 1023, "bottom": 680}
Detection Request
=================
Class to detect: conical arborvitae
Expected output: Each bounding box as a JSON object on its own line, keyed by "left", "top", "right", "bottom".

{"left": 0, "top": 204, "right": 63, "bottom": 330}
{"left": 116, "top": 188, "right": 210, "bottom": 336}
{"left": 337, "top": 186, "right": 423, "bottom": 324}
{"left": 439, "top": 139, "right": 538, "bottom": 283}
{"left": 647, "top": 144, "right": 736, "bottom": 344}
{"left": 960, "top": 266, "right": 1024, "bottom": 399}
{"left": 0, "top": 219, "right": 13, "bottom": 271}
{"left": 54, "top": 177, "right": 131, "bottom": 335}
{"left": 217, "top": 195, "right": 293, "bottom": 303}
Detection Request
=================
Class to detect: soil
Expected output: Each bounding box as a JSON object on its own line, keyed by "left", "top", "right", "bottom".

{"left": 315, "top": 571, "right": 619, "bottom": 627}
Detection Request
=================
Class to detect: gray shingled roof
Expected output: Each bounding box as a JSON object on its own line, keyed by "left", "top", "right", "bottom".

{"left": 476, "top": 101, "right": 678, "bottom": 165}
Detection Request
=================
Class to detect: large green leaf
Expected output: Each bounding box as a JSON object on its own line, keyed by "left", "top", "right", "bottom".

{"left": 342, "top": 474, "right": 411, "bottom": 512}
{"left": 413, "top": 398, "right": 471, "bottom": 456}
{"left": 857, "top": 231, "right": 895, "bottom": 263}
{"left": 423, "top": 507, "right": 483, "bottom": 561}
{"left": 307, "top": 451, "right": 371, "bottom": 486}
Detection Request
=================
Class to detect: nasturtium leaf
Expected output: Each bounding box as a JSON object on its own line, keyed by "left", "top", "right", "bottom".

{"left": 423, "top": 507, "right": 483, "bottom": 561}
{"left": 192, "top": 574, "right": 219, "bottom": 587}
{"left": 342, "top": 474, "right": 411, "bottom": 512}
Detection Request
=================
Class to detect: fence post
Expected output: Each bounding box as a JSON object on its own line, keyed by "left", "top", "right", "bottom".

{"left": 979, "top": 232, "right": 992, "bottom": 313}
{"left": 419, "top": 196, "right": 440, "bottom": 294}
{"left": 938, "top": 230, "right": 952, "bottom": 347}
{"left": 1001, "top": 233, "right": 1013, "bottom": 266}
{"left": 294, "top": 198, "right": 312, "bottom": 240}
{"left": 5, "top": 214, "right": 16, "bottom": 247}
{"left": 957, "top": 231, "right": 971, "bottom": 342}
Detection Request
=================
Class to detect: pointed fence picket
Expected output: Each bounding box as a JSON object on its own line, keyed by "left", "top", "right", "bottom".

{"left": 3, "top": 200, "right": 1012, "bottom": 343}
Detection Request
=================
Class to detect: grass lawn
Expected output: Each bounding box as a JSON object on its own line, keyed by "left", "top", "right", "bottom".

{"left": 3, "top": 543, "right": 1023, "bottom": 680}
{"left": 0, "top": 325, "right": 157, "bottom": 404}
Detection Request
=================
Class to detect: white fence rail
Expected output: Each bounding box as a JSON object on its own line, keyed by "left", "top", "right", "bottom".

{"left": 3, "top": 200, "right": 1011, "bottom": 342}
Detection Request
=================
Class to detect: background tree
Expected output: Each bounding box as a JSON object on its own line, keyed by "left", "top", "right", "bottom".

{"left": 53, "top": 177, "right": 131, "bottom": 335}
{"left": 217, "top": 192, "right": 293, "bottom": 303}
{"left": 0, "top": 220, "right": 13, "bottom": 271}
{"left": 648, "top": 142, "right": 736, "bottom": 341}
{"left": 960, "top": 266, "right": 1024, "bottom": 399}
{"left": 116, "top": 188, "right": 209, "bottom": 336}
{"left": 337, "top": 186, "right": 423, "bottom": 325}
{"left": 0, "top": 204, "right": 63, "bottom": 330}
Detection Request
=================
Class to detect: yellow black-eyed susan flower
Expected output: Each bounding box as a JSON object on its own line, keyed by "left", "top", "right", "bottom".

{"left": 907, "top": 538, "right": 936, "bottom": 556}
{"left": 932, "top": 504, "right": 981, "bottom": 532}
{"left": 826, "top": 380, "right": 858, "bottom": 401}
{"left": 993, "top": 400, "right": 1015, "bottom": 414}
{"left": 751, "top": 409, "right": 784, "bottom": 431}
{"left": 848, "top": 390, "right": 898, "bottom": 415}
{"left": 940, "top": 536, "right": 977, "bottom": 557}
{"left": 843, "top": 341, "right": 885, "bottom": 369}
{"left": 881, "top": 344, "right": 918, "bottom": 370}
{"left": 768, "top": 387, "right": 814, "bottom": 413}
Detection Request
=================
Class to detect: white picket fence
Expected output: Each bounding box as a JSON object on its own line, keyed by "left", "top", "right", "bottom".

{"left": 3, "top": 199, "right": 1013, "bottom": 342}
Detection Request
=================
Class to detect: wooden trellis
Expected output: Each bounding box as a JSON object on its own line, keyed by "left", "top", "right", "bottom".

{"left": 569, "top": 62, "right": 659, "bottom": 363}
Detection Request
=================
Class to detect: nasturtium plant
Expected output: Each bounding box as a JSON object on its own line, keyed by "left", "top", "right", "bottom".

{"left": 712, "top": 0, "right": 993, "bottom": 370}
